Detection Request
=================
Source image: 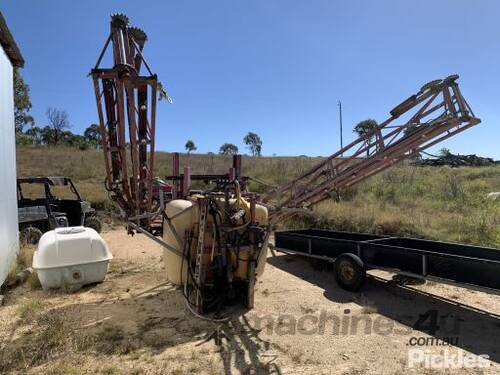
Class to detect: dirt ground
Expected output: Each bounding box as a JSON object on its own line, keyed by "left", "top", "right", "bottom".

{"left": 1, "top": 229, "right": 499, "bottom": 374}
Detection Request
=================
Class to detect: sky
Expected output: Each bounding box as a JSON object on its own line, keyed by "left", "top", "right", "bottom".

{"left": 2, "top": 0, "right": 500, "bottom": 158}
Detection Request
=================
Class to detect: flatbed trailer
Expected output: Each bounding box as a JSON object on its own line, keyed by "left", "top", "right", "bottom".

{"left": 274, "top": 229, "right": 500, "bottom": 295}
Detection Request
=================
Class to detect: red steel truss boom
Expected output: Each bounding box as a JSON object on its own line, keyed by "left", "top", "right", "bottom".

{"left": 263, "top": 75, "right": 480, "bottom": 220}
{"left": 90, "top": 14, "right": 167, "bottom": 226}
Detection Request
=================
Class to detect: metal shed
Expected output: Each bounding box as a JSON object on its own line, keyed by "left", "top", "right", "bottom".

{"left": 0, "top": 11, "right": 24, "bottom": 286}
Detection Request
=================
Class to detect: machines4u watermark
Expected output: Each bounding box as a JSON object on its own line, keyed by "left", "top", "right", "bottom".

{"left": 246, "top": 309, "right": 491, "bottom": 369}
{"left": 247, "top": 308, "right": 461, "bottom": 337}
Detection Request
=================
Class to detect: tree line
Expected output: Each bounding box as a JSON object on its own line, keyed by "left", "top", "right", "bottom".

{"left": 17, "top": 109, "right": 101, "bottom": 150}
{"left": 16, "top": 69, "right": 421, "bottom": 158}
{"left": 14, "top": 69, "right": 101, "bottom": 149}
{"left": 14, "top": 69, "right": 264, "bottom": 155}
{"left": 185, "top": 131, "right": 263, "bottom": 156}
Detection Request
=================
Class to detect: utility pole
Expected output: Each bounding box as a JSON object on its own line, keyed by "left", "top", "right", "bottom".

{"left": 338, "top": 100, "right": 343, "bottom": 157}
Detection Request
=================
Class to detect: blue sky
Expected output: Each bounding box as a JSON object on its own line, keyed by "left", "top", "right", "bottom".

{"left": 2, "top": 1, "right": 499, "bottom": 158}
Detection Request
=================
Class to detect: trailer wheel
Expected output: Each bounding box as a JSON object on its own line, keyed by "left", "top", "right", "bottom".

{"left": 84, "top": 216, "right": 102, "bottom": 233}
{"left": 20, "top": 227, "right": 43, "bottom": 245}
{"left": 334, "top": 253, "right": 366, "bottom": 291}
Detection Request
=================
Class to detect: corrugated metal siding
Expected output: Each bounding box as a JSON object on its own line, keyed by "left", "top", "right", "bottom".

{"left": 0, "top": 44, "right": 18, "bottom": 286}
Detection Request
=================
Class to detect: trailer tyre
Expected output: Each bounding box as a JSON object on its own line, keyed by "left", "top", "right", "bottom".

{"left": 334, "top": 253, "right": 366, "bottom": 292}
{"left": 20, "top": 227, "right": 43, "bottom": 245}
{"left": 84, "top": 216, "right": 102, "bottom": 233}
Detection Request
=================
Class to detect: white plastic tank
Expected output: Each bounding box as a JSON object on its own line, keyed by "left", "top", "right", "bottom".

{"left": 33, "top": 227, "right": 113, "bottom": 291}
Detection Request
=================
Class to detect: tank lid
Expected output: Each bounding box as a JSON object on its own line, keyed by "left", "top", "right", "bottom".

{"left": 55, "top": 227, "right": 86, "bottom": 235}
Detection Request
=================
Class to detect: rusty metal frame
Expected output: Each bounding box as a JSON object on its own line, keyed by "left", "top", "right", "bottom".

{"left": 263, "top": 75, "right": 480, "bottom": 220}
{"left": 90, "top": 14, "right": 158, "bottom": 226}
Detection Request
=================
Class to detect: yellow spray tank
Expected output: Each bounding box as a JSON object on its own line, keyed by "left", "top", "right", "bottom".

{"left": 162, "top": 199, "right": 196, "bottom": 285}
{"left": 162, "top": 191, "right": 269, "bottom": 291}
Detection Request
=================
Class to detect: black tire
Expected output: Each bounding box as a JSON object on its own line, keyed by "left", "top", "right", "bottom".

{"left": 334, "top": 253, "right": 366, "bottom": 292}
{"left": 20, "top": 227, "right": 43, "bottom": 245}
{"left": 84, "top": 216, "right": 102, "bottom": 233}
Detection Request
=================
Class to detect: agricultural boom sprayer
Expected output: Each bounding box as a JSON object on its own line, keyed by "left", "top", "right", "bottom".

{"left": 91, "top": 15, "right": 480, "bottom": 319}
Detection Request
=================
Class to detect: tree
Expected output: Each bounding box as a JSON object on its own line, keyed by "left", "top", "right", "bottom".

{"left": 14, "top": 69, "right": 34, "bottom": 133}
{"left": 403, "top": 124, "right": 422, "bottom": 159}
{"left": 84, "top": 124, "right": 102, "bottom": 148}
{"left": 60, "top": 130, "right": 77, "bottom": 146}
{"left": 25, "top": 126, "right": 43, "bottom": 145}
{"left": 439, "top": 148, "right": 451, "bottom": 157}
{"left": 67, "top": 134, "right": 89, "bottom": 150}
{"left": 219, "top": 143, "right": 239, "bottom": 155}
{"left": 15, "top": 132, "right": 33, "bottom": 145}
{"left": 404, "top": 123, "right": 419, "bottom": 138}
{"left": 185, "top": 140, "right": 197, "bottom": 154}
{"left": 46, "top": 107, "right": 71, "bottom": 145}
{"left": 353, "top": 119, "right": 378, "bottom": 156}
{"left": 243, "top": 132, "right": 262, "bottom": 156}
{"left": 40, "top": 126, "right": 55, "bottom": 145}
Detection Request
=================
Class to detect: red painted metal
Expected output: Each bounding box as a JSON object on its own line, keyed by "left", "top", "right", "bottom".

{"left": 172, "top": 152, "right": 180, "bottom": 199}
{"left": 263, "top": 75, "right": 480, "bottom": 220}
{"left": 91, "top": 14, "right": 161, "bottom": 227}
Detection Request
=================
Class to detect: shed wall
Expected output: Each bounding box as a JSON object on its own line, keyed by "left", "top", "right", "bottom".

{"left": 0, "top": 44, "right": 19, "bottom": 286}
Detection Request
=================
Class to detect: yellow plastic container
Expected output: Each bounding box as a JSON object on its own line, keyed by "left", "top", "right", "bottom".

{"left": 162, "top": 199, "right": 196, "bottom": 285}
{"left": 162, "top": 197, "right": 268, "bottom": 286}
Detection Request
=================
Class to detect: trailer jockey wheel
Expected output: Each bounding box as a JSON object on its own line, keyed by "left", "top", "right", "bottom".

{"left": 334, "top": 253, "right": 366, "bottom": 292}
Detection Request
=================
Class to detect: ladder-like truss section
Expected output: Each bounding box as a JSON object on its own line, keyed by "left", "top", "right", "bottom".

{"left": 90, "top": 14, "right": 162, "bottom": 224}
{"left": 264, "top": 75, "right": 480, "bottom": 220}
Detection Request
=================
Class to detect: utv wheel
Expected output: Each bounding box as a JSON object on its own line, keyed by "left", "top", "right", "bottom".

{"left": 334, "top": 253, "right": 366, "bottom": 292}
{"left": 20, "top": 227, "right": 43, "bottom": 245}
{"left": 84, "top": 216, "right": 102, "bottom": 233}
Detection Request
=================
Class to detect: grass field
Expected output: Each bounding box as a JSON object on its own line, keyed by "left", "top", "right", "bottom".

{"left": 16, "top": 146, "right": 500, "bottom": 248}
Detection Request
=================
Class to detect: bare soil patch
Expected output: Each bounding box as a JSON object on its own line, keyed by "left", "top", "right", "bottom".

{"left": 0, "top": 230, "right": 499, "bottom": 374}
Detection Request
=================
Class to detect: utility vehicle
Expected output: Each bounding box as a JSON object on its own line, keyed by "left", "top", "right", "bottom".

{"left": 17, "top": 176, "right": 101, "bottom": 244}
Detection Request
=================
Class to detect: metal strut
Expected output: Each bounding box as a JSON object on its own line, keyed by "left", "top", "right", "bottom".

{"left": 193, "top": 199, "right": 208, "bottom": 313}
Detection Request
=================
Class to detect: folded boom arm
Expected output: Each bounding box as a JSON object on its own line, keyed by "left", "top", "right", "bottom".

{"left": 263, "top": 75, "right": 480, "bottom": 221}
{"left": 90, "top": 14, "right": 165, "bottom": 227}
